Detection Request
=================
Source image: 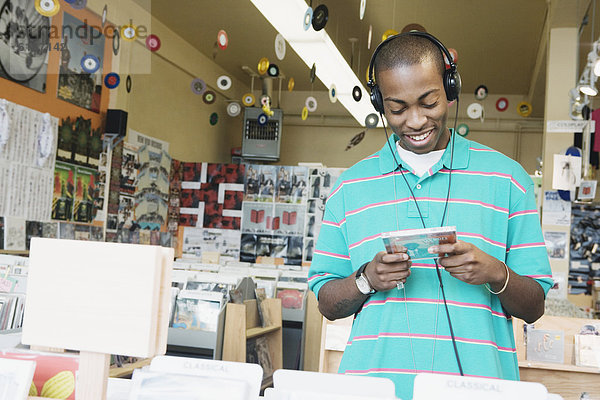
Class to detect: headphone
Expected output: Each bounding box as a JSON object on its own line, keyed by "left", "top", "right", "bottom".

{"left": 367, "top": 31, "right": 461, "bottom": 113}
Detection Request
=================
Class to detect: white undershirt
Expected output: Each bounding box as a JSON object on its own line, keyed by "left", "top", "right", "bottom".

{"left": 396, "top": 142, "right": 445, "bottom": 177}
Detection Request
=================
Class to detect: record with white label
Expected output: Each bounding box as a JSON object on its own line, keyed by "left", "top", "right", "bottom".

{"left": 191, "top": 78, "right": 206, "bottom": 95}
{"left": 242, "top": 93, "right": 256, "bottom": 107}
{"left": 217, "top": 30, "right": 228, "bottom": 50}
{"left": 456, "top": 123, "right": 469, "bottom": 137}
{"left": 81, "top": 55, "right": 100, "bottom": 73}
{"left": 305, "top": 96, "right": 317, "bottom": 112}
{"left": 329, "top": 84, "right": 337, "bottom": 103}
{"left": 365, "top": 113, "right": 379, "bottom": 128}
{"left": 275, "top": 34, "right": 286, "bottom": 60}
{"left": 496, "top": 97, "right": 508, "bottom": 112}
{"left": 474, "top": 84, "right": 488, "bottom": 100}
{"left": 217, "top": 75, "right": 232, "bottom": 90}
{"left": 312, "top": 4, "right": 328, "bottom": 31}
{"left": 35, "top": 0, "right": 60, "bottom": 17}
{"left": 146, "top": 34, "right": 161, "bottom": 52}
{"left": 121, "top": 25, "right": 137, "bottom": 41}
{"left": 227, "top": 102, "right": 241, "bottom": 117}
{"left": 352, "top": 86, "right": 362, "bottom": 102}
{"left": 303, "top": 7, "right": 313, "bottom": 31}
{"left": 257, "top": 113, "right": 268, "bottom": 126}
{"left": 267, "top": 64, "right": 279, "bottom": 77}
{"left": 260, "top": 94, "right": 271, "bottom": 107}
{"left": 467, "top": 103, "right": 483, "bottom": 119}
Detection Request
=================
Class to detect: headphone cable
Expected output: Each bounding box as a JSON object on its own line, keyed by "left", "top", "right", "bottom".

{"left": 379, "top": 96, "right": 464, "bottom": 376}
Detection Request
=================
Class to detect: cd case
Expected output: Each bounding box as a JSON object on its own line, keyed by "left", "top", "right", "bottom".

{"left": 381, "top": 226, "right": 457, "bottom": 260}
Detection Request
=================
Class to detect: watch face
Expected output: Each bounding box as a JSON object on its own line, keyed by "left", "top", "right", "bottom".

{"left": 356, "top": 274, "right": 372, "bottom": 294}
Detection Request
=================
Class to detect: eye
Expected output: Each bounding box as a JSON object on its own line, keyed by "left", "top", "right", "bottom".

{"left": 423, "top": 101, "right": 438, "bottom": 109}
{"left": 389, "top": 108, "right": 406, "bottom": 115}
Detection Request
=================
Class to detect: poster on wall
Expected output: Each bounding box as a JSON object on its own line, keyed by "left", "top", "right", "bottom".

{"left": 57, "top": 13, "right": 105, "bottom": 112}
{"left": 133, "top": 144, "right": 171, "bottom": 230}
{"left": 181, "top": 227, "right": 241, "bottom": 261}
{"left": 0, "top": 0, "right": 50, "bottom": 93}
{"left": 73, "top": 165, "right": 97, "bottom": 223}
{"left": 51, "top": 161, "right": 75, "bottom": 221}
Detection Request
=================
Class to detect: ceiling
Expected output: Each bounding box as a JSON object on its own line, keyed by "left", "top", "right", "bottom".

{"left": 136, "top": 0, "right": 590, "bottom": 120}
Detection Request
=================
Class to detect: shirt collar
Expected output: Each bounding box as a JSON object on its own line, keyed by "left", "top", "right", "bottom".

{"left": 378, "top": 130, "right": 470, "bottom": 174}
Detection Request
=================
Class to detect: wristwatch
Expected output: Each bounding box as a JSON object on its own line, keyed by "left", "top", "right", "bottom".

{"left": 355, "top": 262, "right": 376, "bottom": 295}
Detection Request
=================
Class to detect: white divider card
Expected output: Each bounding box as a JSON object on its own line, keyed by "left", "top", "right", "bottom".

{"left": 0, "top": 357, "right": 36, "bottom": 400}
{"left": 272, "top": 370, "right": 397, "bottom": 398}
{"left": 412, "top": 373, "right": 548, "bottom": 400}
{"left": 148, "top": 356, "right": 263, "bottom": 400}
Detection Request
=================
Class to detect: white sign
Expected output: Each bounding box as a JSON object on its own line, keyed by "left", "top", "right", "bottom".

{"left": 547, "top": 120, "right": 595, "bottom": 133}
{"left": 542, "top": 191, "right": 571, "bottom": 226}
{"left": 552, "top": 154, "right": 581, "bottom": 191}
{"left": 128, "top": 129, "right": 170, "bottom": 154}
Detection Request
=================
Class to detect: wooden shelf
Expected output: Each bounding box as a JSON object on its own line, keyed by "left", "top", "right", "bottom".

{"left": 109, "top": 358, "right": 152, "bottom": 378}
{"left": 247, "top": 324, "right": 281, "bottom": 339}
{"left": 0, "top": 250, "right": 29, "bottom": 255}
{"left": 519, "top": 360, "right": 600, "bottom": 374}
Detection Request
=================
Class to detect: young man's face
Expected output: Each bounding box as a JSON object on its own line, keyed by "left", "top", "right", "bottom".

{"left": 377, "top": 60, "right": 450, "bottom": 154}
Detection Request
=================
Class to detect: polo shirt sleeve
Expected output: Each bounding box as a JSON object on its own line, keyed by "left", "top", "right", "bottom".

{"left": 308, "top": 205, "right": 353, "bottom": 300}
{"left": 505, "top": 181, "right": 554, "bottom": 296}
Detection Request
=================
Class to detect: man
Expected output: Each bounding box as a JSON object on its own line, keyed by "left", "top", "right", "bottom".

{"left": 308, "top": 33, "right": 553, "bottom": 400}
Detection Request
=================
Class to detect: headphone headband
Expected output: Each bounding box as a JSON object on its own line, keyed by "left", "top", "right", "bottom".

{"left": 367, "top": 31, "right": 461, "bottom": 109}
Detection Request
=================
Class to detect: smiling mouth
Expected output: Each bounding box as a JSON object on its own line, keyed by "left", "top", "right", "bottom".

{"left": 405, "top": 128, "right": 434, "bottom": 142}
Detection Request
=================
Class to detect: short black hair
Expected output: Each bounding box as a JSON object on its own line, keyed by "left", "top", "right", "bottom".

{"left": 373, "top": 34, "right": 446, "bottom": 84}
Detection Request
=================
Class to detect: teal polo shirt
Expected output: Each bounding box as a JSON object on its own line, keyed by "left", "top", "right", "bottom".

{"left": 308, "top": 133, "right": 553, "bottom": 400}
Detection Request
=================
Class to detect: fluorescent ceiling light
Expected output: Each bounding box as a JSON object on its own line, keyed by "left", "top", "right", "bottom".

{"left": 249, "top": 0, "right": 378, "bottom": 127}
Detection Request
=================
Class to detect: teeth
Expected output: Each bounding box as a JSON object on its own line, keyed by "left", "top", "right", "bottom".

{"left": 409, "top": 130, "right": 432, "bottom": 141}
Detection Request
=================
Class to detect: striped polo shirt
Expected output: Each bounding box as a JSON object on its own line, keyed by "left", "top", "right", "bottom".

{"left": 308, "top": 132, "right": 553, "bottom": 400}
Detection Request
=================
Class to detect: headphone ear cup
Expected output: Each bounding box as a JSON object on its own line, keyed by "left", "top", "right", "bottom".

{"left": 444, "top": 68, "right": 461, "bottom": 101}
{"left": 370, "top": 85, "right": 384, "bottom": 114}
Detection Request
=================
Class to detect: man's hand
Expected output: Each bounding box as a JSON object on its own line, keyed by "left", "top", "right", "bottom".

{"left": 428, "top": 240, "right": 506, "bottom": 286}
{"left": 364, "top": 250, "right": 412, "bottom": 292}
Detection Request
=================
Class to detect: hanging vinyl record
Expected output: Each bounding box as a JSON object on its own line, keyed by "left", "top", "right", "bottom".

{"left": 305, "top": 96, "right": 317, "bottom": 112}
{"left": 81, "top": 54, "right": 100, "bottom": 73}
{"left": 312, "top": 4, "right": 329, "bottom": 31}
{"left": 70, "top": 0, "right": 87, "bottom": 9}
{"left": 496, "top": 97, "right": 508, "bottom": 112}
{"left": 191, "top": 78, "right": 206, "bottom": 95}
{"left": 456, "top": 123, "right": 469, "bottom": 137}
{"left": 260, "top": 94, "right": 271, "bottom": 107}
{"left": 217, "top": 30, "right": 228, "bottom": 50}
{"left": 517, "top": 101, "right": 532, "bottom": 117}
{"left": 203, "top": 90, "right": 216, "bottom": 104}
{"left": 303, "top": 7, "right": 313, "bottom": 31}
{"left": 227, "top": 102, "right": 241, "bottom": 117}
{"left": 257, "top": 113, "right": 268, "bottom": 126}
{"left": 146, "top": 34, "right": 161, "bottom": 51}
{"left": 288, "top": 77, "right": 295, "bottom": 92}
{"left": 258, "top": 57, "right": 269, "bottom": 75}
{"left": 104, "top": 73, "right": 120, "bottom": 89}
{"left": 365, "top": 113, "right": 379, "bottom": 129}
{"left": 359, "top": 0, "right": 366, "bottom": 20}
{"left": 121, "top": 24, "right": 137, "bottom": 41}
{"left": 126, "top": 75, "right": 132, "bottom": 93}
{"left": 467, "top": 103, "right": 483, "bottom": 119}
{"left": 474, "top": 84, "right": 488, "bottom": 100}
{"left": 217, "top": 75, "right": 232, "bottom": 90}
{"left": 352, "top": 86, "right": 362, "bottom": 102}
{"left": 275, "top": 34, "right": 286, "bottom": 60}
{"left": 242, "top": 93, "right": 256, "bottom": 107}
{"left": 113, "top": 30, "right": 120, "bottom": 55}
{"left": 367, "top": 24, "right": 373, "bottom": 50}
{"left": 267, "top": 64, "right": 279, "bottom": 77}
{"left": 35, "top": 0, "right": 60, "bottom": 17}
{"left": 310, "top": 63, "right": 316, "bottom": 83}
{"left": 329, "top": 84, "right": 337, "bottom": 103}
{"left": 101, "top": 5, "right": 107, "bottom": 28}
{"left": 382, "top": 29, "right": 398, "bottom": 42}
{"left": 210, "top": 112, "right": 219, "bottom": 126}
{"left": 301, "top": 106, "right": 309, "bottom": 121}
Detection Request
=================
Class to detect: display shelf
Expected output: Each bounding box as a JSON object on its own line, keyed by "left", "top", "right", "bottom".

{"left": 247, "top": 324, "right": 281, "bottom": 339}
{"left": 0, "top": 250, "right": 29, "bottom": 255}
{"left": 518, "top": 360, "right": 600, "bottom": 374}
{"left": 109, "top": 358, "right": 152, "bottom": 378}
{"left": 166, "top": 300, "right": 227, "bottom": 359}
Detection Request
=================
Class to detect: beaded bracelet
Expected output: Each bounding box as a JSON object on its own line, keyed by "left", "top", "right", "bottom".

{"left": 484, "top": 261, "right": 510, "bottom": 295}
